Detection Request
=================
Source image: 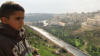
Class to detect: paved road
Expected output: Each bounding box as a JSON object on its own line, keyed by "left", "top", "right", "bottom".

{"left": 28, "top": 25, "right": 90, "bottom": 56}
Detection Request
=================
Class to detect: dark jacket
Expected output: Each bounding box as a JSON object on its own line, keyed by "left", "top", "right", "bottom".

{"left": 0, "top": 23, "right": 31, "bottom": 56}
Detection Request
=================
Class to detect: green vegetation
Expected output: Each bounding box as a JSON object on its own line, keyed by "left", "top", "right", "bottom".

{"left": 24, "top": 25, "right": 73, "bottom": 56}
{"left": 41, "top": 25, "right": 84, "bottom": 48}
{"left": 77, "top": 30, "right": 100, "bottom": 56}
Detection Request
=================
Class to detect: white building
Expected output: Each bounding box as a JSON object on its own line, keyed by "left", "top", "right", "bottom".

{"left": 81, "top": 15, "right": 100, "bottom": 30}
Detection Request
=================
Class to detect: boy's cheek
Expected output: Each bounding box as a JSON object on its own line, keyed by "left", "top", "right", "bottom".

{"left": 10, "top": 22, "right": 19, "bottom": 29}
{"left": 9, "top": 21, "right": 23, "bottom": 30}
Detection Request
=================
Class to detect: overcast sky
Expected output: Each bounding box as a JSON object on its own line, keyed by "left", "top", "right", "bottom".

{"left": 0, "top": 0, "right": 100, "bottom": 13}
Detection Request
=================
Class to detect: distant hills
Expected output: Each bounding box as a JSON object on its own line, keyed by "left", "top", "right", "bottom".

{"left": 25, "top": 10, "right": 100, "bottom": 29}
{"left": 24, "top": 13, "right": 54, "bottom": 22}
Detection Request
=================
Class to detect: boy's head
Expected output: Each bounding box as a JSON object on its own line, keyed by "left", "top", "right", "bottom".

{"left": 0, "top": 1, "right": 25, "bottom": 30}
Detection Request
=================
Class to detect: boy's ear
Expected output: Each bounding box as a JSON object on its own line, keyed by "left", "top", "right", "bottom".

{"left": 1, "top": 17, "right": 9, "bottom": 24}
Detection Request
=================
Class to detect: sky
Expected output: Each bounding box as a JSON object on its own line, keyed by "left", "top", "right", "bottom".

{"left": 0, "top": 0, "right": 100, "bottom": 13}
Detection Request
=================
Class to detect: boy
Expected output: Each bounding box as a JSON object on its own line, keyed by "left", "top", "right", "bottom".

{"left": 0, "top": 1, "right": 39, "bottom": 56}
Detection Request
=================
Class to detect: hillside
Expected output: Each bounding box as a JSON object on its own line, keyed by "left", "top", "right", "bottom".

{"left": 24, "top": 25, "right": 73, "bottom": 56}
{"left": 41, "top": 24, "right": 100, "bottom": 56}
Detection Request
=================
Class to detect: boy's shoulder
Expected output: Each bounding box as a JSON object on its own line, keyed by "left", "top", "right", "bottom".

{"left": 0, "top": 33, "right": 14, "bottom": 48}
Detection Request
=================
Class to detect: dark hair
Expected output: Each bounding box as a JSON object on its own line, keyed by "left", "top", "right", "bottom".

{"left": 0, "top": 1, "right": 25, "bottom": 19}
